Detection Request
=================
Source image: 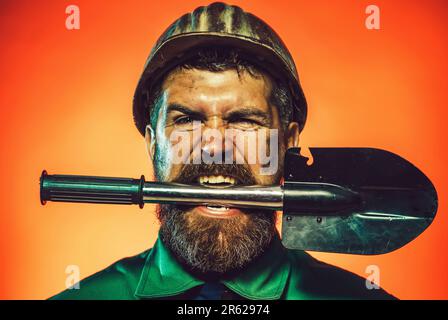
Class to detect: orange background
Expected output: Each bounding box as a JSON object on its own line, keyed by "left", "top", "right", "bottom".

{"left": 1, "top": 0, "right": 447, "bottom": 299}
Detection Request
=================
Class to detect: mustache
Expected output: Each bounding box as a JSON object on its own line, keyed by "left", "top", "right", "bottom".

{"left": 174, "top": 163, "right": 257, "bottom": 185}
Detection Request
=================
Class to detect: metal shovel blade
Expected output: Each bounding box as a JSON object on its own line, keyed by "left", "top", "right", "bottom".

{"left": 281, "top": 148, "right": 438, "bottom": 255}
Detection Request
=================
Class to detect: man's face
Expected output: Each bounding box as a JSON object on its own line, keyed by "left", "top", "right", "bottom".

{"left": 146, "top": 68, "right": 299, "bottom": 274}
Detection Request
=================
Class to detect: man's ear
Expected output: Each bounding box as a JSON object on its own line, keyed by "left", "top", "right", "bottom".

{"left": 286, "top": 122, "right": 300, "bottom": 149}
{"left": 145, "top": 124, "right": 156, "bottom": 160}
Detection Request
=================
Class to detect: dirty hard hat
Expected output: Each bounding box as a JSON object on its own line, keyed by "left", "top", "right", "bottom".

{"left": 133, "top": 1, "right": 308, "bottom": 136}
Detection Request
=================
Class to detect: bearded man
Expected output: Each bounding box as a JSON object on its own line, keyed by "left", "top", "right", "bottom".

{"left": 51, "top": 2, "right": 395, "bottom": 300}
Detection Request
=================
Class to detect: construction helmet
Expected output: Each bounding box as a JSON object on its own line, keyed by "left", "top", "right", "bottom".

{"left": 133, "top": 1, "right": 308, "bottom": 135}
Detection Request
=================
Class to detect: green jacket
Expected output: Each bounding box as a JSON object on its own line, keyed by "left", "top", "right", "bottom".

{"left": 50, "top": 234, "right": 396, "bottom": 300}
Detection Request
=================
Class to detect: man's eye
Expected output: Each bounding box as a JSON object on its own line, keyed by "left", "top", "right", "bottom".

{"left": 239, "top": 119, "right": 257, "bottom": 124}
{"left": 231, "top": 118, "right": 262, "bottom": 128}
{"left": 174, "top": 116, "right": 194, "bottom": 125}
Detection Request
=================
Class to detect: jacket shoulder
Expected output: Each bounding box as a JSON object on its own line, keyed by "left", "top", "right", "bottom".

{"left": 285, "top": 249, "right": 397, "bottom": 300}
{"left": 49, "top": 249, "right": 151, "bottom": 300}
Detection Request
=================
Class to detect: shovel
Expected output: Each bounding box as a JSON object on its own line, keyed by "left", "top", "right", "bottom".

{"left": 40, "top": 147, "right": 438, "bottom": 255}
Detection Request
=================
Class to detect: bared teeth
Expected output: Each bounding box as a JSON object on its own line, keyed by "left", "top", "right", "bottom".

{"left": 206, "top": 205, "right": 230, "bottom": 211}
{"left": 198, "top": 175, "right": 236, "bottom": 185}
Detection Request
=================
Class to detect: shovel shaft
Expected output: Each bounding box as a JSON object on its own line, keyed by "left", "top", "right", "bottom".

{"left": 142, "top": 183, "right": 283, "bottom": 209}
{"left": 40, "top": 171, "right": 360, "bottom": 214}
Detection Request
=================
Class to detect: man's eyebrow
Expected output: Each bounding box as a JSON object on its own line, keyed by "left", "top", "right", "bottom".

{"left": 166, "top": 103, "right": 205, "bottom": 119}
{"left": 225, "top": 107, "right": 272, "bottom": 125}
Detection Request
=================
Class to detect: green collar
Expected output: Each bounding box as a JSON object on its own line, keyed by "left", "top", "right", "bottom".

{"left": 134, "top": 234, "right": 291, "bottom": 300}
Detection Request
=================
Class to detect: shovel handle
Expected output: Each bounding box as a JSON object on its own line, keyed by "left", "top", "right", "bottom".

{"left": 40, "top": 171, "right": 145, "bottom": 208}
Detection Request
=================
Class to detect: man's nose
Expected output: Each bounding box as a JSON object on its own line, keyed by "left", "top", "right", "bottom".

{"left": 201, "top": 117, "right": 232, "bottom": 159}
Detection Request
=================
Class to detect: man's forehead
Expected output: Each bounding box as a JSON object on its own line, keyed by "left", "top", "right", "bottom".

{"left": 161, "top": 68, "right": 272, "bottom": 112}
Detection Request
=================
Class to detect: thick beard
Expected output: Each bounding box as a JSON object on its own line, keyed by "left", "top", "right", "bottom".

{"left": 158, "top": 203, "right": 277, "bottom": 275}
{"left": 156, "top": 163, "right": 280, "bottom": 276}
